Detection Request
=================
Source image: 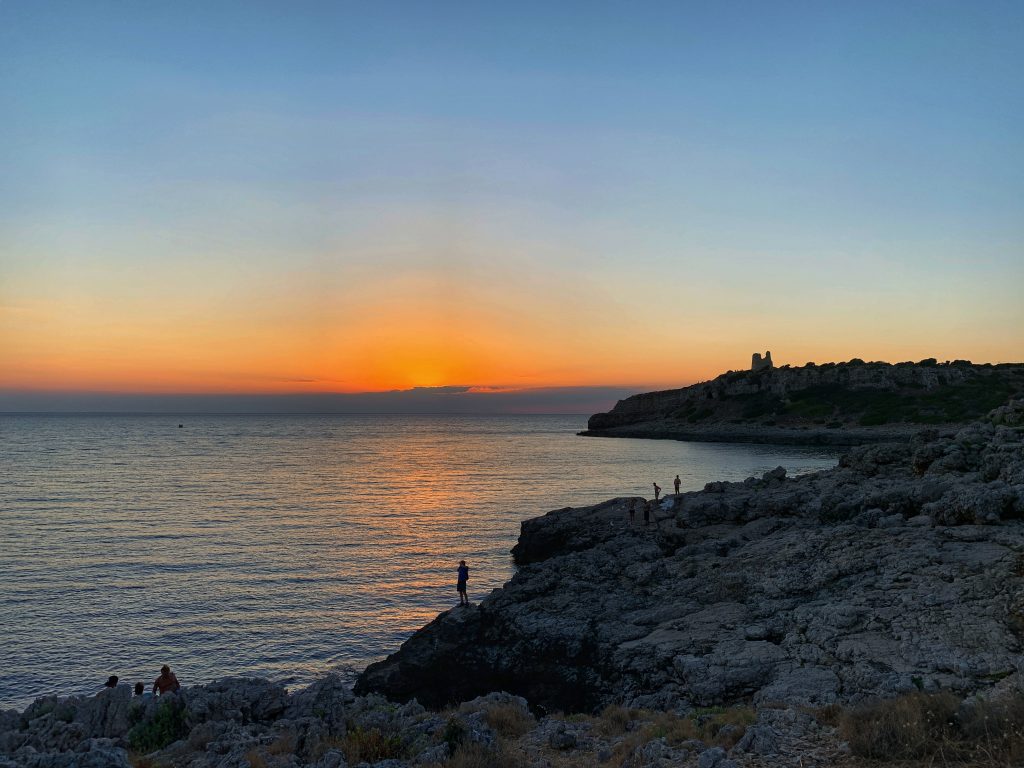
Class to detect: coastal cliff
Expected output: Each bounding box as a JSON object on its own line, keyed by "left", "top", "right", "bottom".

{"left": 358, "top": 399, "right": 1024, "bottom": 714}
{"left": 583, "top": 359, "right": 1024, "bottom": 445}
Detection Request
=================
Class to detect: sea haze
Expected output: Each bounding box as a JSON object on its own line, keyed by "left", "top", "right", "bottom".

{"left": 0, "top": 415, "right": 839, "bottom": 709}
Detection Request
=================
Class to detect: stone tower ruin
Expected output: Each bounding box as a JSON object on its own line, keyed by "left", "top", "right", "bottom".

{"left": 751, "top": 350, "right": 773, "bottom": 372}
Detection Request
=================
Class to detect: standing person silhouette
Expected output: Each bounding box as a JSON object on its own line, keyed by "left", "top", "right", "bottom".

{"left": 674, "top": 475, "right": 681, "bottom": 495}
{"left": 653, "top": 482, "right": 661, "bottom": 500}
{"left": 457, "top": 560, "right": 470, "bottom": 606}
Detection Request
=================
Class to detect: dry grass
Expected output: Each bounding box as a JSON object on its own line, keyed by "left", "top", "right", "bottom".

{"left": 483, "top": 702, "right": 536, "bottom": 739}
{"left": 595, "top": 703, "right": 637, "bottom": 736}
{"left": 338, "top": 726, "right": 405, "bottom": 764}
{"left": 594, "top": 705, "right": 755, "bottom": 766}
{"left": 243, "top": 748, "right": 267, "bottom": 768}
{"left": 838, "top": 691, "right": 1024, "bottom": 766}
{"left": 810, "top": 702, "right": 844, "bottom": 728}
{"left": 265, "top": 732, "right": 296, "bottom": 756}
{"left": 447, "top": 741, "right": 529, "bottom": 768}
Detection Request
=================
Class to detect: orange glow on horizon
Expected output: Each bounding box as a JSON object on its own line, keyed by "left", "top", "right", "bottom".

{"left": 3, "top": 247, "right": 1021, "bottom": 397}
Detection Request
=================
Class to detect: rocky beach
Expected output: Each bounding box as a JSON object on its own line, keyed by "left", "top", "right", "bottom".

{"left": 4, "top": 398, "right": 1024, "bottom": 767}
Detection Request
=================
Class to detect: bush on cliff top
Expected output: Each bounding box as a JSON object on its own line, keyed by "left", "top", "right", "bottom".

{"left": 127, "top": 698, "right": 188, "bottom": 753}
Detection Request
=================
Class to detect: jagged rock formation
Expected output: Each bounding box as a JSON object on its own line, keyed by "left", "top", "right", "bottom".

{"left": 584, "top": 359, "right": 1024, "bottom": 445}
{"left": 357, "top": 413, "right": 1024, "bottom": 714}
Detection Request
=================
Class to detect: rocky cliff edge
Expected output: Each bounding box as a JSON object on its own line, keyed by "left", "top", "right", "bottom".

{"left": 357, "top": 399, "right": 1024, "bottom": 714}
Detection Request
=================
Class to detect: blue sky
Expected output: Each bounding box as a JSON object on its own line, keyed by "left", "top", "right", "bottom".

{"left": 1, "top": 1, "right": 1022, "bottom": 411}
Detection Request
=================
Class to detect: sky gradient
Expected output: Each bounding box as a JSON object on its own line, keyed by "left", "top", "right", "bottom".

{"left": 2, "top": 2, "right": 1022, "bottom": 410}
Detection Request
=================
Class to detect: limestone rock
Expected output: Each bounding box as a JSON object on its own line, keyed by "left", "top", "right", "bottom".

{"left": 733, "top": 724, "right": 780, "bottom": 755}
{"left": 358, "top": 419, "right": 1024, "bottom": 713}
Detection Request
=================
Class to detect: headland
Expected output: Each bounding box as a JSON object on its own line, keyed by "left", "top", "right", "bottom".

{"left": 582, "top": 357, "right": 1024, "bottom": 446}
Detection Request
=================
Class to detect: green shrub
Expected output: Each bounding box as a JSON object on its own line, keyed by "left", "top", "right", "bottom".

{"left": 127, "top": 698, "right": 188, "bottom": 753}
{"left": 688, "top": 407, "right": 713, "bottom": 423}
{"left": 442, "top": 717, "right": 467, "bottom": 752}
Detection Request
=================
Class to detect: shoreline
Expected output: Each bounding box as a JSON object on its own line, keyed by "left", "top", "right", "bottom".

{"left": 578, "top": 421, "right": 926, "bottom": 446}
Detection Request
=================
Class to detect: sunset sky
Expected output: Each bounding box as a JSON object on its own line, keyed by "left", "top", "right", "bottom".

{"left": 2, "top": 2, "right": 1022, "bottom": 409}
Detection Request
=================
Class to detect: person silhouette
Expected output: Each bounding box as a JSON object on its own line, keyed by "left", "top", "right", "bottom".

{"left": 674, "top": 475, "right": 681, "bottom": 495}
{"left": 653, "top": 482, "right": 661, "bottom": 500}
{"left": 153, "top": 665, "right": 180, "bottom": 695}
{"left": 457, "top": 560, "right": 470, "bottom": 606}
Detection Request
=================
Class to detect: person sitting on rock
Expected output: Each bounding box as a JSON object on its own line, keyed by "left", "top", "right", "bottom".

{"left": 457, "top": 560, "right": 470, "bottom": 606}
{"left": 153, "top": 665, "right": 180, "bottom": 695}
{"left": 133, "top": 682, "right": 151, "bottom": 698}
{"left": 104, "top": 675, "right": 118, "bottom": 689}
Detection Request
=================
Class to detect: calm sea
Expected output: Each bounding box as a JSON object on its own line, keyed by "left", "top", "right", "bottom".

{"left": 0, "top": 414, "right": 839, "bottom": 709}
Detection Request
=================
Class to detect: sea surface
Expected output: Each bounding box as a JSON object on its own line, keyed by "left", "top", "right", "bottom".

{"left": 0, "top": 414, "right": 840, "bottom": 709}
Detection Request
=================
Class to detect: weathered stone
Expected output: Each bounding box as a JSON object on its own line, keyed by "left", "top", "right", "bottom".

{"left": 697, "top": 745, "right": 727, "bottom": 768}
{"left": 734, "top": 724, "right": 780, "bottom": 755}
{"left": 358, "top": 416, "right": 1024, "bottom": 713}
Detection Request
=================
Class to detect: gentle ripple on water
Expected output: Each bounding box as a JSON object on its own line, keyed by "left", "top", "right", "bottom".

{"left": 0, "top": 414, "right": 839, "bottom": 709}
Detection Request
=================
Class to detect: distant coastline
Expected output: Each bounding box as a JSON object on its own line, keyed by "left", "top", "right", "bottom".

{"left": 578, "top": 421, "right": 921, "bottom": 446}
{"left": 583, "top": 357, "right": 1024, "bottom": 447}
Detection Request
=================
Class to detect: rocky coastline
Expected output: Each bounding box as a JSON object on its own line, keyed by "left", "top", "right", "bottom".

{"left": 4, "top": 398, "right": 1024, "bottom": 768}
{"left": 584, "top": 359, "right": 1024, "bottom": 446}
{"left": 357, "top": 401, "right": 1024, "bottom": 714}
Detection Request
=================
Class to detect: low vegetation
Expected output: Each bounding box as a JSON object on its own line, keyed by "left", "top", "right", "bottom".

{"left": 126, "top": 698, "right": 188, "bottom": 753}
{"left": 338, "top": 725, "right": 406, "bottom": 764}
{"left": 557, "top": 704, "right": 756, "bottom": 766}
{"left": 831, "top": 691, "right": 1024, "bottom": 766}
{"left": 480, "top": 702, "right": 536, "bottom": 739}
{"left": 445, "top": 741, "right": 528, "bottom": 768}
